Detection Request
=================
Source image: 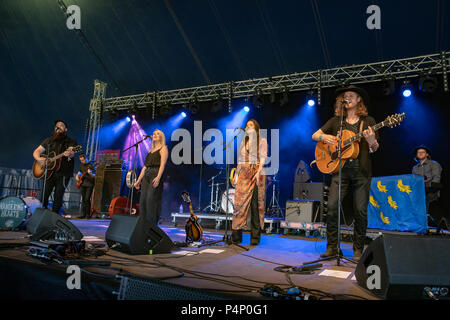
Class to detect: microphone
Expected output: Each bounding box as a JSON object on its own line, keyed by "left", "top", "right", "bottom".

{"left": 235, "top": 127, "right": 245, "bottom": 132}
{"left": 341, "top": 99, "right": 350, "bottom": 104}
{"left": 144, "top": 135, "right": 153, "bottom": 139}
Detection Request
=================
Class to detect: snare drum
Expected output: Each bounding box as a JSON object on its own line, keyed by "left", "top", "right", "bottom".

{"left": 220, "top": 188, "right": 235, "bottom": 214}
{"left": 0, "top": 196, "right": 41, "bottom": 230}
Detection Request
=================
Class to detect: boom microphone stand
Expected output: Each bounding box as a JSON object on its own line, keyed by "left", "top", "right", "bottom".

{"left": 199, "top": 129, "right": 248, "bottom": 251}
{"left": 302, "top": 101, "right": 356, "bottom": 266}
{"left": 122, "top": 135, "right": 151, "bottom": 215}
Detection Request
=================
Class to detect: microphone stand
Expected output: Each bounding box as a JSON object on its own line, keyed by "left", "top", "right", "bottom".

{"left": 302, "top": 102, "right": 356, "bottom": 267}
{"left": 122, "top": 136, "right": 151, "bottom": 215}
{"left": 40, "top": 142, "right": 51, "bottom": 208}
{"left": 199, "top": 129, "right": 248, "bottom": 251}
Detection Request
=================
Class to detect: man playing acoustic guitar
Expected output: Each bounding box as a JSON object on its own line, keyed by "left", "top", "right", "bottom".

{"left": 33, "top": 120, "right": 77, "bottom": 215}
{"left": 76, "top": 154, "right": 96, "bottom": 219}
{"left": 312, "top": 85, "right": 379, "bottom": 261}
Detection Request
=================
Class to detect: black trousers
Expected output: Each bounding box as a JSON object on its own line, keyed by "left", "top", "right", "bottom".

{"left": 326, "top": 160, "right": 370, "bottom": 251}
{"left": 139, "top": 168, "right": 163, "bottom": 225}
{"left": 250, "top": 185, "right": 261, "bottom": 240}
{"left": 79, "top": 185, "right": 93, "bottom": 217}
{"left": 41, "top": 172, "right": 69, "bottom": 214}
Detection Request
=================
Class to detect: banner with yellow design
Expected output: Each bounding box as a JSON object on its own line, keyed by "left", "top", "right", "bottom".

{"left": 368, "top": 174, "right": 427, "bottom": 233}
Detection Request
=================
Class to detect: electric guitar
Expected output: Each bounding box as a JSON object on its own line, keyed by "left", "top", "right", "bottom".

{"left": 32, "top": 145, "right": 82, "bottom": 180}
{"left": 181, "top": 191, "right": 203, "bottom": 243}
{"left": 314, "top": 113, "right": 405, "bottom": 174}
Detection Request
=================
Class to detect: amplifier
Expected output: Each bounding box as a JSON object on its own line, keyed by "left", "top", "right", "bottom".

{"left": 285, "top": 200, "right": 320, "bottom": 223}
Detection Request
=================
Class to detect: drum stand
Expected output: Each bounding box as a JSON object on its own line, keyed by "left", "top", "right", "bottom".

{"left": 202, "top": 171, "right": 223, "bottom": 213}
{"left": 266, "top": 175, "right": 283, "bottom": 219}
{"left": 199, "top": 130, "right": 248, "bottom": 251}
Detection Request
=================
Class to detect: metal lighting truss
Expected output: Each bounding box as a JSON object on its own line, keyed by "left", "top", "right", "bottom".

{"left": 85, "top": 79, "right": 107, "bottom": 162}
{"left": 87, "top": 52, "right": 449, "bottom": 158}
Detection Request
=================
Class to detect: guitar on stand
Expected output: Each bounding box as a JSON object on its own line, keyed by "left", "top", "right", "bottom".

{"left": 313, "top": 113, "right": 405, "bottom": 174}
{"left": 181, "top": 191, "right": 204, "bottom": 244}
{"left": 32, "top": 145, "right": 82, "bottom": 179}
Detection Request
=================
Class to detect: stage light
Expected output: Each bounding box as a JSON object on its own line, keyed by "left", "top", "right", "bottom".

{"left": 419, "top": 75, "right": 438, "bottom": 93}
{"left": 253, "top": 87, "right": 264, "bottom": 109}
{"left": 159, "top": 102, "right": 172, "bottom": 117}
{"left": 402, "top": 89, "right": 412, "bottom": 98}
{"left": 181, "top": 111, "right": 187, "bottom": 118}
{"left": 382, "top": 79, "right": 396, "bottom": 96}
{"left": 126, "top": 116, "right": 131, "bottom": 122}
{"left": 280, "top": 86, "right": 289, "bottom": 107}
{"left": 307, "top": 99, "right": 316, "bottom": 107}
{"left": 211, "top": 94, "right": 223, "bottom": 113}
{"left": 243, "top": 106, "right": 250, "bottom": 112}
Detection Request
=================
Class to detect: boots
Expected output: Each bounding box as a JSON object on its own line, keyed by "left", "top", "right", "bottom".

{"left": 231, "top": 229, "right": 242, "bottom": 244}
{"left": 251, "top": 228, "right": 261, "bottom": 245}
{"left": 320, "top": 245, "right": 342, "bottom": 258}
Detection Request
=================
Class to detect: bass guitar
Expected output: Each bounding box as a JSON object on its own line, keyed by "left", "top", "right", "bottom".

{"left": 314, "top": 113, "right": 405, "bottom": 174}
{"left": 32, "top": 145, "right": 82, "bottom": 180}
{"left": 181, "top": 191, "right": 203, "bottom": 243}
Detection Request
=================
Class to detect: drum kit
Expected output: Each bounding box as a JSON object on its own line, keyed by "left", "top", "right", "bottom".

{"left": 202, "top": 166, "right": 238, "bottom": 215}
{"left": 0, "top": 195, "right": 41, "bottom": 230}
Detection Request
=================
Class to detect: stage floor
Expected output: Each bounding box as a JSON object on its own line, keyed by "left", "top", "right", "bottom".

{"left": 0, "top": 218, "right": 379, "bottom": 300}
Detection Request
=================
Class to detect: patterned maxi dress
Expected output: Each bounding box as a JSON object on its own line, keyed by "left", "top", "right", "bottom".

{"left": 232, "top": 136, "right": 268, "bottom": 231}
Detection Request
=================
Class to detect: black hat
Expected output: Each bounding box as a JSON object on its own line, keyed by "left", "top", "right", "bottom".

{"left": 335, "top": 85, "right": 370, "bottom": 106}
{"left": 54, "top": 120, "right": 68, "bottom": 128}
{"left": 413, "top": 144, "right": 432, "bottom": 157}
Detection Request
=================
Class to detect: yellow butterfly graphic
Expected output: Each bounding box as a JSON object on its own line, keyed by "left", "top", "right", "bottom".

{"left": 380, "top": 212, "right": 390, "bottom": 225}
{"left": 388, "top": 196, "right": 398, "bottom": 210}
{"left": 397, "top": 180, "right": 412, "bottom": 194}
{"left": 370, "top": 196, "right": 380, "bottom": 208}
{"left": 377, "top": 181, "right": 388, "bottom": 193}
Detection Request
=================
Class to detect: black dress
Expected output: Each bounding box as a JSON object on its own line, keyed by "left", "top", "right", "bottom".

{"left": 139, "top": 149, "right": 164, "bottom": 225}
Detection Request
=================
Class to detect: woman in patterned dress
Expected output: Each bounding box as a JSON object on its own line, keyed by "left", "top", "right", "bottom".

{"left": 231, "top": 119, "right": 268, "bottom": 245}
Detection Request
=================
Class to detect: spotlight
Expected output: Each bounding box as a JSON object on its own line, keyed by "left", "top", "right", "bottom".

{"left": 280, "top": 86, "right": 289, "bottom": 107}
{"left": 211, "top": 94, "right": 223, "bottom": 113}
{"left": 126, "top": 116, "right": 131, "bottom": 122}
{"left": 252, "top": 87, "right": 264, "bottom": 109}
{"left": 307, "top": 99, "right": 316, "bottom": 107}
{"left": 402, "top": 89, "right": 412, "bottom": 97}
{"left": 181, "top": 111, "right": 187, "bottom": 118}
{"left": 419, "top": 75, "right": 438, "bottom": 93}
{"left": 243, "top": 106, "right": 250, "bottom": 112}
{"left": 159, "top": 102, "right": 172, "bottom": 116}
{"left": 401, "top": 80, "right": 413, "bottom": 98}
{"left": 306, "top": 90, "right": 316, "bottom": 107}
{"left": 189, "top": 96, "right": 200, "bottom": 114}
{"left": 382, "top": 79, "right": 396, "bottom": 96}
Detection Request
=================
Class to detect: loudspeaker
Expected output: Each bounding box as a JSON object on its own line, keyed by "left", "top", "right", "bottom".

{"left": 105, "top": 214, "right": 174, "bottom": 255}
{"left": 92, "top": 162, "right": 122, "bottom": 214}
{"left": 26, "top": 207, "right": 83, "bottom": 241}
{"left": 285, "top": 200, "right": 320, "bottom": 223}
{"left": 355, "top": 234, "right": 450, "bottom": 300}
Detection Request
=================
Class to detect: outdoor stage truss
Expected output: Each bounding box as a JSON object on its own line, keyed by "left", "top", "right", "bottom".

{"left": 86, "top": 80, "right": 107, "bottom": 162}
{"left": 86, "top": 51, "right": 449, "bottom": 158}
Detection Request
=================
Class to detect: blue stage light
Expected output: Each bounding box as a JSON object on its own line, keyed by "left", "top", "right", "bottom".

{"left": 126, "top": 116, "right": 131, "bottom": 122}
{"left": 402, "top": 89, "right": 412, "bottom": 98}
{"left": 307, "top": 99, "right": 316, "bottom": 107}
{"left": 243, "top": 106, "right": 250, "bottom": 112}
{"left": 181, "top": 112, "right": 187, "bottom": 118}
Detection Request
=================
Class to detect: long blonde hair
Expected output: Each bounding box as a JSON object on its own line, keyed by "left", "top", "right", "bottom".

{"left": 334, "top": 93, "right": 368, "bottom": 117}
{"left": 153, "top": 129, "right": 166, "bottom": 148}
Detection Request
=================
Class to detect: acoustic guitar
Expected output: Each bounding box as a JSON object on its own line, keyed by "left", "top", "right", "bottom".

{"left": 76, "top": 162, "right": 98, "bottom": 189}
{"left": 32, "top": 145, "right": 82, "bottom": 180}
{"left": 181, "top": 191, "right": 203, "bottom": 243}
{"left": 314, "top": 113, "right": 405, "bottom": 174}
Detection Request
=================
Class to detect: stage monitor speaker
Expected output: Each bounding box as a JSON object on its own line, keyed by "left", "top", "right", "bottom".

{"left": 26, "top": 207, "right": 83, "bottom": 241}
{"left": 355, "top": 234, "right": 450, "bottom": 300}
{"left": 285, "top": 200, "right": 320, "bottom": 223}
{"left": 105, "top": 214, "right": 174, "bottom": 255}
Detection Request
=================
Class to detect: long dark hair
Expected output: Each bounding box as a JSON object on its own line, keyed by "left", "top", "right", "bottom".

{"left": 243, "top": 119, "right": 261, "bottom": 161}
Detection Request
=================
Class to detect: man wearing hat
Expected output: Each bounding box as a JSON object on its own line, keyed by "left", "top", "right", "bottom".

{"left": 412, "top": 145, "right": 442, "bottom": 213}
{"left": 33, "top": 120, "right": 78, "bottom": 215}
{"left": 312, "top": 85, "right": 380, "bottom": 261}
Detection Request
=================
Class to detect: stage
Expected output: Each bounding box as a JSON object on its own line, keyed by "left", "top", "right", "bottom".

{"left": 0, "top": 218, "right": 383, "bottom": 301}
